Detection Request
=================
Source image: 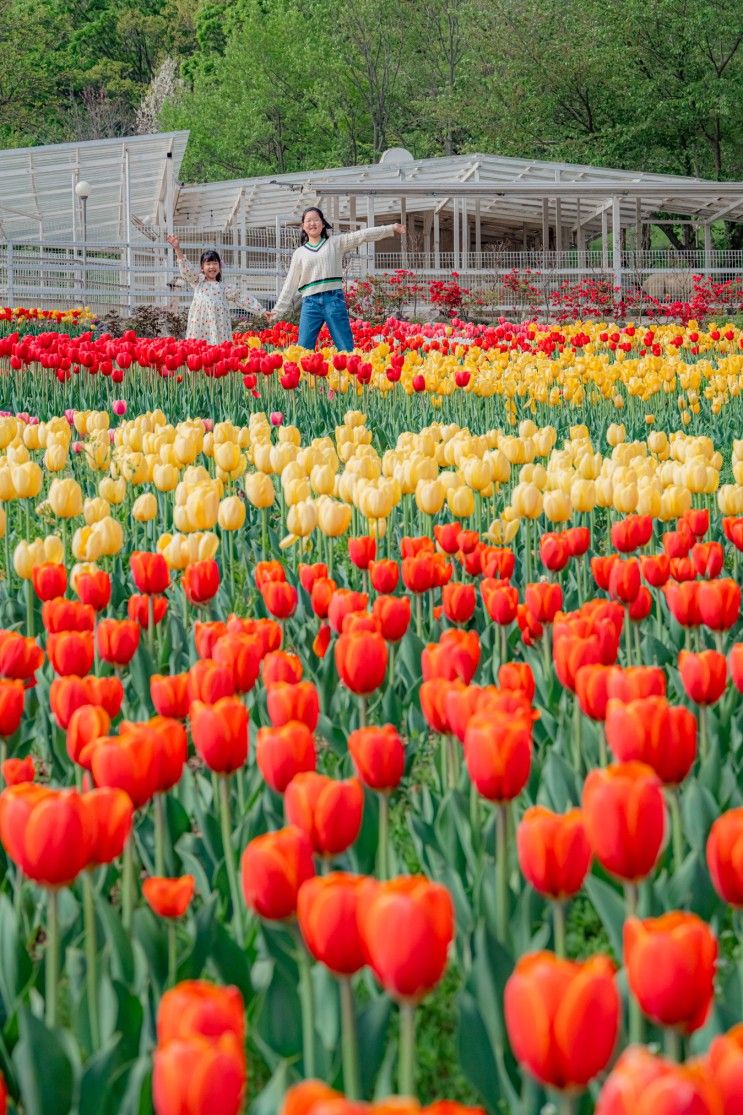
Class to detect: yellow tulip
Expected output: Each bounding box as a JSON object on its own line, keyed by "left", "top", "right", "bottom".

{"left": 543, "top": 489, "right": 571, "bottom": 522}
{"left": 92, "top": 516, "right": 124, "bottom": 557}
{"left": 287, "top": 499, "right": 317, "bottom": 538}
{"left": 47, "top": 476, "right": 82, "bottom": 517}
{"left": 511, "top": 481, "right": 542, "bottom": 519}
{"left": 99, "top": 477, "right": 126, "bottom": 505}
{"left": 154, "top": 463, "right": 179, "bottom": 492}
{"left": 218, "top": 495, "right": 246, "bottom": 531}
{"left": 415, "top": 479, "right": 445, "bottom": 516}
{"left": 447, "top": 485, "right": 474, "bottom": 518}
{"left": 245, "top": 472, "right": 275, "bottom": 509}
{"left": 84, "top": 497, "right": 111, "bottom": 525}
{"left": 317, "top": 497, "right": 352, "bottom": 537}
{"left": 44, "top": 443, "right": 69, "bottom": 472}
{"left": 11, "top": 462, "right": 43, "bottom": 500}
{"left": 132, "top": 493, "right": 157, "bottom": 522}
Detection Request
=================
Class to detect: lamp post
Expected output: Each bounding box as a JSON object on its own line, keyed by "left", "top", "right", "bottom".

{"left": 75, "top": 180, "right": 91, "bottom": 293}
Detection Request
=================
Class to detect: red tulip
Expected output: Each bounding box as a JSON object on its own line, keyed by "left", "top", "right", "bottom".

{"left": 262, "top": 580, "right": 298, "bottom": 619}
{"left": 297, "top": 872, "right": 367, "bottom": 975}
{"left": 190, "top": 698, "right": 248, "bottom": 774}
{"left": 372, "top": 595, "right": 411, "bottom": 641}
{"left": 97, "top": 619, "right": 140, "bottom": 666}
{"left": 241, "top": 825, "right": 315, "bottom": 920}
{"left": 605, "top": 696, "right": 697, "bottom": 785}
{"left": 679, "top": 649, "right": 727, "bottom": 704}
{"left": 369, "top": 559, "right": 399, "bottom": 594}
{"left": 582, "top": 762, "right": 665, "bottom": 882}
{"left": 348, "top": 536, "right": 376, "bottom": 570}
{"left": 285, "top": 773, "right": 363, "bottom": 856}
{"left": 504, "top": 951, "right": 619, "bottom": 1090}
{"left": 32, "top": 562, "right": 67, "bottom": 601}
{"left": 517, "top": 807, "right": 592, "bottom": 899}
{"left": 706, "top": 808, "right": 743, "bottom": 907}
{"left": 183, "top": 560, "right": 220, "bottom": 604}
{"left": 0, "top": 679, "right": 24, "bottom": 737}
{"left": 348, "top": 725, "right": 405, "bottom": 792}
{"left": 130, "top": 551, "right": 170, "bottom": 594}
{"left": 266, "top": 681, "right": 319, "bottom": 731}
{"left": 595, "top": 1046, "right": 722, "bottom": 1115}
{"left": 335, "top": 631, "right": 388, "bottom": 695}
{"left": 75, "top": 569, "right": 111, "bottom": 611}
{"left": 2, "top": 756, "right": 34, "bottom": 785}
{"left": 143, "top": 875, "right": 195, "bottom": 918}
{"left": 151, "top": 674, "right": 191, "bottom": 719}
{"left": 624, "top": 911, "right": 717, "bottom": 1033}
{"left": 0, "top": 784, "right": 91, "bottom": 885}
{"left": 698, "top": 579, "right": 741, "bottom": 630}
{"left": 47, "top": 630, "right": 95, "bottom": 676}
{"left": 442, "top": 582, "right": 476, "bottom": 624}
{"left": 153, "top": 1033, "right": 245, "bottom": 1115}
{"left": 357, "top": 876, "right": 454, "bottom": 1002}
{"left": 464, "top": 713, "right": 532, "bottom": 801}
{"left": 525, "top": 582, "right": 562, "bottom": 623}
{"left": 256, "top": 722, "right": 316, "bottom": 793}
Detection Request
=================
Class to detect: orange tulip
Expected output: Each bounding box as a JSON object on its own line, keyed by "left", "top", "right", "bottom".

{"left": 707, "top": 808, "right": 743, "bottom": 907}
{"left": 182, "top": 559, "right": 220, "bottom": 605}
{"left": 32, "top": 562, "right": 67, "bottom": 602}
{"left": 595, "top": 1045, "right": 722, "bottom": 1115}
{"left": 285, "top": 772, "right": 363, "bottom": 856}
{"left": 624, "top": 912, "right": 717, "bottom": 1033}
{"left": 327, "top": 589, "right": 369, "bottom": 633}
{"left": 0, "top": 784, "right": 91, "bottom": 885}
{"left": 369, "top": 559, "right": 399, "bottom": 594}
{"left": 97, "top": 619, "right": 140, "bottom": 666}
{"left": 442, "top": 582, "right": 476, "bottom": 624}
{"left": 372, "top": 594, "right": 411, "bottom": 641}
{"left": 297, "top": 872, "right": 367, "bottom": 975}
{"left": 75, "top": 569, "right": 111, "bottom": 611}
{"left": 156, "top": 979, "right": 245, "bottom": 1045}
{"left": 605, "top": 696, "right": 697, "bottom": 784}
{"left": 153, "top": 1033, "right": 245, "bottom": 1115}
{"left": 143, "top": 875, "right": 196, "bottom": 918}
{"left": 42, "top": 598, "right": 95, "bottom": 634}
{"left": 151, "top": 673, "right": 191, "bottom": 719}
{"left": 88, "top": 730, "right": 158, "bottom": 809}
{"left": 357, "top": 876, "right": 454, "bottom": 1003}
{"left": 266, "top": 681, "right": 320, "bottom": 731}
{"left": 82, "top": 786, "right": 133, "bottom": 866}
{"left": 335, "top": 631, "right": 388, "bottom": 695}
{"left": 240, "top": 825, "right": 315, "bottom": 920}
{"left": 504, "top": 951, "right": 619, "bottom": 1090}
{"left": 707, "top": 1024, "right": 743, "bottom": 1115}
{"left": 348, "top": 536, "right": 376, "bottom": 570}
{"left": 194, "top": 620, "right": 227, "bottom": 659}
{"left": 47, "top": 630, "right": 95, "bottom": 676}
{"left": 213, "top": 633, "right": 261, "bottom": 694}
{"left": 262, "top": 650, "right": 303, "bottom": 685}
{"left": 348, "top": 725, "right": 405, "bottom": 792}
{"left": 679, "top": 650, "right": 727, "bottom": 705}
{"left": 66, "top": 703, "right": 111, "bottom": 768}
{"left": 280, "top": 1081, "right": 342, "bottom": 1115}
{"left": 1, "top": 756, "right": 34, "bottom": 785}
{"left": 464, "top": 713, "right": 532, "bottom": 801}
{"left": 128, "top": 594, "right": 168, "bottom": 628}
{"left": 256, "top": 722, "right": 316, "bottom": 793}
{"left": 190, "top": 698, "right": 248, "bottom": 774}
{"left": 130, "top": 551, "right": 170, "bottom": 595}
{"left": 0, "top": 678, "right": 24, "bottom": 737}
{"left": 582, "top": 762, "right": 665, "bottom": 882}
{"left": 517, "top": 807, "right": 591, "bottom": 900}
{"left": 262, "top": 580, "right": 298, "bottom": 619}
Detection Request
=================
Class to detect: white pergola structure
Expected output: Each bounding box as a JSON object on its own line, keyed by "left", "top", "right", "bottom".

{"left": 173, "top": 149, "right": 743, "bottom": 285}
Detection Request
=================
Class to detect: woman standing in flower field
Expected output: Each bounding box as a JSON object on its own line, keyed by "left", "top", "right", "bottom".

{"left": 166, "top": 235, "right": 265, "bottom": 345}
{"left": 268, "top": 207, "right": 405, "bottom": 351}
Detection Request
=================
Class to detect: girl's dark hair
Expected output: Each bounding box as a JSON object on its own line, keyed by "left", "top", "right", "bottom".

{"left": 200, "top": 249, "right": 222, "bottom": 281}
{"left": 299, "top": 207, "right": 333, "bottom": 245}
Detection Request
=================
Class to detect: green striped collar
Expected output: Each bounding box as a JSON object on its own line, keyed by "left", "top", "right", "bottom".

{"left": 303, "top": 239, "right": 327, "bottom": 252}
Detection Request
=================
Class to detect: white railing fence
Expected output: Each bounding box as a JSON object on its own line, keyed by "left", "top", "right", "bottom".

{"left": 1, "top": 236, "right": 742, "bottom": 316}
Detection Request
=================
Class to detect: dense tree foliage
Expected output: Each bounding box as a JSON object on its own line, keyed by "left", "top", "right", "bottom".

{"left": 2, "top": 0, "right": 741, "bottom": 189}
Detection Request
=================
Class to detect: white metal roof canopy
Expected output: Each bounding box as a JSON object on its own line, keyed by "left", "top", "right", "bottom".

{"left": 0, "top": 132, "right": 189, "bottom": 241}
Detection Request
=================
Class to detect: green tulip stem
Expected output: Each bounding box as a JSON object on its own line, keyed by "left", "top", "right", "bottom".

{"left": 122, "top": 836, "right": 135, "bottom": 932}
{"left": 154, "top": 794, "right": 167, "bottom": 877}
{"left": 495, "top": 802, "right": 510, "bottom": 946}
{"left": 45, "top": 887, "right": 59, "bottom": 1028}
{"left": 447, "top": 735, "right": 460, "bottom": 790}
{"left": 558, "top": 1094, "right": 576, "bottom": 1115}
{"left": 415, "top": 594, "right": 423, "bottom": 638}
{"left": 219, "top": 775, "right": 245, "bottom": 946}
{"left": 261, "top": 508, "right": 268, "bottom": 558}
{"left": 358, "top": 695, "right": 367, "bottom": 729}
{"left": 339, "top": 977, "right": 361, "bottom": 1100}
{"left": 82, "top": 872, "right": 101, "bottom": 1049}
{"left": 25, "top": 578, "right": 34, "bottom": 638}
{"left": 147, "top": 593, "right": 155, "bottom": 661}
{"left": 624, "top": 881, "right": 643, "bottom": 1044}
{"left": 664, "top": 1026, "right": 682, "bottom": 1062}
{"left": 699, "top": 705, "right": 709, "bottom": 763}
{"left": 398, "top": 1001, "right": 417, "bottom": 1097}
{"left": 667, "top": 788, "right": 684, "bottom": 873}
{"left": 377, "top": 793, "right": 390, "bottom": 881}
{"left": 167, "top": 920, "right": 177, "bottom": 988}
{"left": 296, "top": 939, "right": 317, "bottom": 1077}
{"left": 598, "top": 722, "right": 608, "bottom": 767}
{"left": 571, "top": 694, "right": 582, "bottom": 774}
{"left": 623, "top": 607, "right": 633, "bottom": 665}
{"left": 553, "top": 901, "right": 567, "bottom": 958}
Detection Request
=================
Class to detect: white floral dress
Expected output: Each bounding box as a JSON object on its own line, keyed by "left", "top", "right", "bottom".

{"left": 178, "top": 257, "right": 263, "bottom": 345}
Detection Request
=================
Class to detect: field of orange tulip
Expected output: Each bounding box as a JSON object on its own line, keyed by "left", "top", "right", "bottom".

{"left": 0, "top": 313, "right": 742, "bottom": 1115}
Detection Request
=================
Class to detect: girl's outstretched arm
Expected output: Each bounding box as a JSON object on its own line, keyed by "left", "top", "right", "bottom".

{"left": 167, "top": 235, "right": 200, "bottom": 288}
{"left": 224, "top": 283, "right": 264, "bottom": 314}
{"left": 334, "top": 223, "right": 405, "bottom": 252}
{"left": 271, "top": 252, "right": 302, "bottom": 319}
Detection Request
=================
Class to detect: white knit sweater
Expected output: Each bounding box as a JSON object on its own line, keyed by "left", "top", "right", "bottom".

{"left": 273, "top": 225, "right": 397, "bottom": 317}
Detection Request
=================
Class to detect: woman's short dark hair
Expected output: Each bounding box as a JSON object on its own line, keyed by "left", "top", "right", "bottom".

{"left": 200, "top": 249, "right": 222, "bottom": 281}
{"left": 300, "top": 207, "right": 333, "bottom": 245}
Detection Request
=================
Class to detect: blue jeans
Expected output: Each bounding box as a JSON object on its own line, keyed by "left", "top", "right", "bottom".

{"left": 298, "top": 288, "right": 354, "bottom": 351}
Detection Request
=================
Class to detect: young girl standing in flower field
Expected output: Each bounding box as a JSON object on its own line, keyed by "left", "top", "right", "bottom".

{"left": 166, "top": 235, "right": 265, "bottom": 346}
{"left": 268, "top": 207, "right": 405, "bottom": 351}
